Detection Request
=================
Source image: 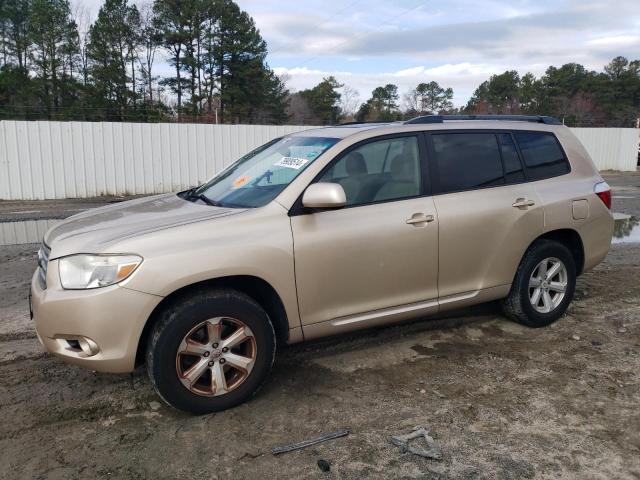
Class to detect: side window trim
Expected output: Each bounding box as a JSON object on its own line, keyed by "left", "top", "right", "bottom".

{"left": 289, "top": 132, "right": 430, "bottom": 216}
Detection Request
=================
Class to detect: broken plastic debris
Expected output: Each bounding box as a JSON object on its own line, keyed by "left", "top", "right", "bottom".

{"left": 390, "top": 427, "right": 442, "bottom": 460}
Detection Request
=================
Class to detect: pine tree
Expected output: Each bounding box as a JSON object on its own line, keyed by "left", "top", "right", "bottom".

{"left": 153, "top": 0, "right": 190, "bottom": 117}
{"left": 29, "top": 0, "right": 79, "bottom": 116}
{"left": 214, "top": 0, "right": 287, "bottom": 123}
{"left": 87, "top": 0, "right": 141, "bottom": 120}
{"left": 298, "top": 76, "right": 343, "bottom": 124}
{"left": 4, "top": 0, "right": 31, "bottom": 71}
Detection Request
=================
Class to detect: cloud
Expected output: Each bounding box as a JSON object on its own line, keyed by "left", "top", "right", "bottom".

{"left": 264, "top": 0, "right": 640, "bottom": 106}
{"left": 72, "top": 0, "right": 640, "bottom": 107}
{"left": 275, "top": 63, "right": 507, "bottom": 107}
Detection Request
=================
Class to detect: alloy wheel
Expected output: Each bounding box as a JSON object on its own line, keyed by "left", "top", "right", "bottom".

{"left": 528, "top": 257, "right": 568, "bottom": 313}
{"left": 175, "top": 317, "right": 256, "bottom": 396}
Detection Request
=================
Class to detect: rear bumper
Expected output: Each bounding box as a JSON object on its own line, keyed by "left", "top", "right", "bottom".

{"left": 31, "top": 259, "right": 163, "bottom": 373}
{"left": 579, "top": 210, "right": 614, "bottom": 272}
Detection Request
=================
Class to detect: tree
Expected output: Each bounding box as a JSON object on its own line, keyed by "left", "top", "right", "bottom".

{"left": 358, "top": 84, "right": 399, "bottom": 121}
{"left": 73, "top": 3, "right": 91, "bottom": 87}
{"left": 4, "top": 0, "right": 31, "bottom": 70}
{"left": 0, "top": 0, "right": 7, "bottom": 67}
{"left": 29, "top": 0, "right": 80, "bottom": 116}
{"left": 339, "top": 84, "right": 360, "bottom": 121}
{"left": 153, "top": 0, "right": 190, "bottom": 117}
{"left": 87, "top": 0, "right": 141, "bottom": 119}
{"left": 466, "top": 71, "right": 521, "bottom": 114}
{"left": 298, "top": 76, "right": 342, "bottom": 124}
{"left": 137, "top": 0, "right": 160, "bottom": 103}
{"left": 286, "top": 91, "right": 315, "bottom": 124}
{"left": 214, "top": 0, "right": 287, "bottom": 123}
{"left": 405, "top": 81, "right": 453, "bottom": 114}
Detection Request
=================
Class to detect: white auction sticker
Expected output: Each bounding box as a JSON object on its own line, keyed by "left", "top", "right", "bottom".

{"left": 275, "top": 156, "right": 308, "bottom": 170}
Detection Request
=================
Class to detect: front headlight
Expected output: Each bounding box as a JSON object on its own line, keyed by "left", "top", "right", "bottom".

{"left": 58, "top": 254, "right": 142, "bottom": 289}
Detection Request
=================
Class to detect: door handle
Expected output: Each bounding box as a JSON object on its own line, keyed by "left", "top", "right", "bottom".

{"left": 406, "top": 213, "right": 434, "bottom": 225}
{"left": 512, "top": 198, "right": 535, "bottom": 209}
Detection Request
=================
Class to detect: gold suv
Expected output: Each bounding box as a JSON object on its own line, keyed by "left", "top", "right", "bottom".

{"left": 31, "top": 115, "right": 614, "bottom": 413}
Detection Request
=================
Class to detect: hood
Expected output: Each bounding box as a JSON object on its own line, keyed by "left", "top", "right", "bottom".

{"left": 45, "top": 194, "right": 245, "bottom": 258}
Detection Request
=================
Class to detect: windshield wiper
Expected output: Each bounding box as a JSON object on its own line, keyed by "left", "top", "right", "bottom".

{"left": 182, "top": 188, "right": 224, "bottom": 207}
{"left": 195, "top": 193, "right": 223, "bottom": 207}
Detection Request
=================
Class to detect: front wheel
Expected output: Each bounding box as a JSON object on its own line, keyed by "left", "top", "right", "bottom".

{"left": 146, "top": 289, "right": 276, "bottom": 414}
{"left": 502, "top": 239, "right": 576, "bottom": 327}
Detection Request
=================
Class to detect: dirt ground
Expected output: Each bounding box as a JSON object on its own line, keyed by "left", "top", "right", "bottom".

{"left": 1, "top": 173, "right": 639, "bottom": 479}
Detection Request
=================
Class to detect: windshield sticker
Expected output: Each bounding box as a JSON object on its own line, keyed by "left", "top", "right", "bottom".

{"left": 232, "top": 175, "right": 250, "bottom": 188}
{"left": 275, "top": 156, "right": 309, "bottom": 170}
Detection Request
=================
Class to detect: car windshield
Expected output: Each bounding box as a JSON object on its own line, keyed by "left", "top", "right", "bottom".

{"left": 188, "top": 136, "right": 340, "bottom": 208}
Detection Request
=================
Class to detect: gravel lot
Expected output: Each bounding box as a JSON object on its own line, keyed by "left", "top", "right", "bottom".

{"left": 0, "top": 173, "right": 639, "bottom": 479}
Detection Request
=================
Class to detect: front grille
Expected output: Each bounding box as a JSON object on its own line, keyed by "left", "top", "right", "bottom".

{"left": 37, "top": 243, "right": 51, "bottom": 290}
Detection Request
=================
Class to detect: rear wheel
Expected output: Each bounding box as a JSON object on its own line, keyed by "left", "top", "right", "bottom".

{"left": 502, "top": 240, "right": 576, "bottom": 327}
{"left": 146, "top": 289, "right": 276, "bottom": 414}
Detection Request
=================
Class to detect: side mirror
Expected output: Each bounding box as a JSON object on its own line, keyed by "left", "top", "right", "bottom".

{"left": 302, "top": 182, "right": 347, "bottom": 209}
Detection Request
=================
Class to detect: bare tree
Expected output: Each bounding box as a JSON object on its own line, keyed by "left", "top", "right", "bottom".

{"left": 137, "top": 0, "right": 159, "bottom": 103}
{"left": 286, "top": 92, "right": 316, "bottom": 125}
{"left": 73, "top": 3, "right": 91, "bottom": 87}
{"left": 339, "top": 84, "right": 360, "bottom": 120}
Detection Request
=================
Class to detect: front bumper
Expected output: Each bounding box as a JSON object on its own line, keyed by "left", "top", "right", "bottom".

{"left": 31, "top": 259, "right": 163, "bottom": 373}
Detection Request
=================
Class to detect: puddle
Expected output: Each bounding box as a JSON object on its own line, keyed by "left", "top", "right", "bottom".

{"left": 613, "top": 213, "right": 640, "bottom": 244}
{"left": 0, "top": 219, "right": 60, "bottom": 246}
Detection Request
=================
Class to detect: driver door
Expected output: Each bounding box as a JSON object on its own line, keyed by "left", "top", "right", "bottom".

{"left": 290, "top": 134, "right": 439, "bottom": 332}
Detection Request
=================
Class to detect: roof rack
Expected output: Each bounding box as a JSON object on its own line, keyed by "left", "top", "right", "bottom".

{"left": 336, "top": 121, "right": 392, "bottom": 127}
{"left": 404, "top": 115, "right": 563, "bottom": 125}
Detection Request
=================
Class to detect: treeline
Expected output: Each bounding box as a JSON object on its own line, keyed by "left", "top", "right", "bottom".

{"left": 466, "top": 58, "right": 640, "bottom": 127}
{"left": 0, "top": 0, "right": 638, "bottom": 127}
{"left": 0, "top": 0, "right": 287, "bottom": 123}
{"left": 303, "top": 57, "right": 640, "bottom": 127}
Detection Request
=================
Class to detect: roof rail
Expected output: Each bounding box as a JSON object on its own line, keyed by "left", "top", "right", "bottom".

{"left": 336, "top": 121, "right": 392, "bottom": 126}
{"left": 404, "top": 115, "right": 563, "bottom": 125}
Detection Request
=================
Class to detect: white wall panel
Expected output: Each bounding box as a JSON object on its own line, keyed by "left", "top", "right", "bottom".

{"left": 571, "top": 128, "right": 638, "bottom": 172}
{"left": 0, "top": 121, "right": 636, "bottom": 200}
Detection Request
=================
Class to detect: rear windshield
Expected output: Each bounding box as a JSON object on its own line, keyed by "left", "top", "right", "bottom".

{"left": 191, "top": 136, "right": 339, "bottom": 208}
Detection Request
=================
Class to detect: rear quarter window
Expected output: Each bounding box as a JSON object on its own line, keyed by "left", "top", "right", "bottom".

{"left": 514, "top": 132, "right": 570, "bottom": 181}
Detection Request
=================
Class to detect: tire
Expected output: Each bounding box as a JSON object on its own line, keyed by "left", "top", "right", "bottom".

{"left": 501, "top": 239, "right": 576, "bottom": 328}
{"left": 146, "top": 288, "right": 276, "bottom": 414}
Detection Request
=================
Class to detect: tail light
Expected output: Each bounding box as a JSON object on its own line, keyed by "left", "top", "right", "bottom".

{"left": 594, "top": 181, "right": 611, "bottom": 210}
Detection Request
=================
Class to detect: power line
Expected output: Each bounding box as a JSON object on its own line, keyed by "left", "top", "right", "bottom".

{"left": 267, "top": 0, "right": 366, "bottom": 58}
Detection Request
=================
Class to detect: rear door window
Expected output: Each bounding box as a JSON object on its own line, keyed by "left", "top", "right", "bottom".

{"left": 513, "top": 132, "right": 570, "bottom": 181}
{"left": 431, "top": 133, "right": 504, "bottom": 194}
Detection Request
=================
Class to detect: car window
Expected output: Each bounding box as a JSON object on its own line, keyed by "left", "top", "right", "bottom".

{"left": 497, "top": 133, "right": 525, "bottom": 183}
{"left": 514, "top": 132, "right": 569, "bottom": 181}
{"left": 432, "top": 133, "right": 504, "bottom": 193}
{"left": 320, "top": 136, "right": 421, "bottom": 206}
{"left": 192, "top": 136, "right": 339, "bottom": 208}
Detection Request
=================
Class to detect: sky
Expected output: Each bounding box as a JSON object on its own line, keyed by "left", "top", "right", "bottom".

{"left": 75, "top": 0, "right": 640, "bottom": 108}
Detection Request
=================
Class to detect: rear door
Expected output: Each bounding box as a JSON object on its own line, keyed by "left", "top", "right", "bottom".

{"left": 426, "top": 131, "right": 544, "bottom": 299}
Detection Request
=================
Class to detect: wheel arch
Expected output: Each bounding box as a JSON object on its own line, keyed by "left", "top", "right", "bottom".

{"left": 135, "top": 275, "right": 290, "bottom": 367}
{"left": 528, "top": 228, "right": 585, "bottom": 275}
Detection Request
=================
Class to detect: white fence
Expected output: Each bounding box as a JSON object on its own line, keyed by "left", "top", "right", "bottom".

{"left": 571, "top": 128, "right": 638, "bottom": 172}
{"left": 0, "top": 121, "right": 637, "bottom": 200}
